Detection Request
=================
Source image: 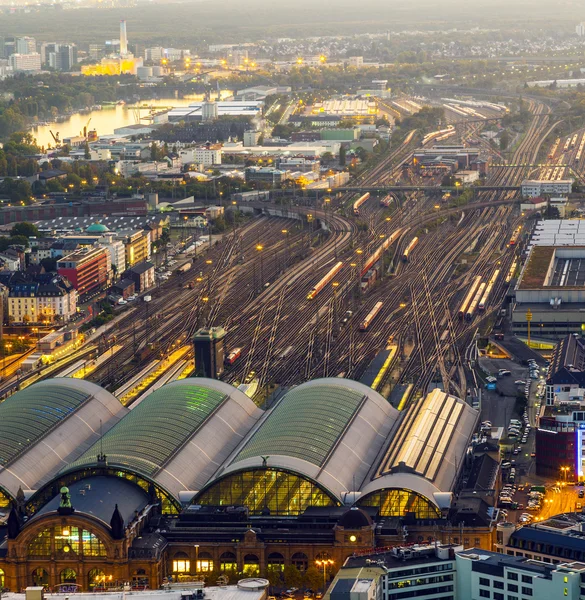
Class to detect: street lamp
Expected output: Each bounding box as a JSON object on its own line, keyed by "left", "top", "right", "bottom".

{"left": 194, "top": 544, "right": 200, "bottom": 574}
{"left": 315, "top": 559, "right": 334, "bottom": 592}
{"left": 256, "top": 244, "right": 264, "bottom": 289}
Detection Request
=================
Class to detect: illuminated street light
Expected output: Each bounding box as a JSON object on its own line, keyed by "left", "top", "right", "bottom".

{"left": 315, "top": 559, "right": 334, "bottom": 592}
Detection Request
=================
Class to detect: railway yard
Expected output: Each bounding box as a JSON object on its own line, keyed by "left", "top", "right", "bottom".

{"left": 0, "top": 94, "right": 571, "bottom": 417}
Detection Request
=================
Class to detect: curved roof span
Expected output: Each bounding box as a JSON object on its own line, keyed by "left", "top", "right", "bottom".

{"left": 359, "top": 389, "right": 478, "bottom": 508}
{"left": 0, "top": 378, "right": 127, "bottom": 496}
{"left": 211, "top": 378, "right": 399, "bottom": 501}
{"left": 63, "top": 378, "right": 262, "bottom": 499}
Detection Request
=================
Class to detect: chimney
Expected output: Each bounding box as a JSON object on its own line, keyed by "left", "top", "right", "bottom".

{"left": 120, "top": 20, "right": 128, "bottom": 56}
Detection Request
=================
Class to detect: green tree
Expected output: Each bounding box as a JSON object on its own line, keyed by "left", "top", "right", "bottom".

{"left": 84, "top": 141, "right": 91, "bottom": 160}
{"left": 283, "top": 565, "right": 303, "bottom": 588}
{"left": 266, "top": 567, "right": 282, "bottom": 589}
{"left": 303, "top": 566, "right": 323, "bottom": 591}
{"left": 11, "top": 222, "right": 39, "bottom": 238}
{"left": 339, "top": 146, "right": 347, "bottom": 166}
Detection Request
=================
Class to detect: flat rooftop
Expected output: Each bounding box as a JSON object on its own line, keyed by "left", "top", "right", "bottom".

{"left": 517, "top": 246, "right": 585, "bottom": 290}
{"left": 343, "top": 544, "right": 461, "bottom": 570}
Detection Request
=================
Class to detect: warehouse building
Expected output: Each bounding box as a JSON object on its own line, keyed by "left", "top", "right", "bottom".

{"left": 512, "top": 235, "right": 585, "bottom": 338}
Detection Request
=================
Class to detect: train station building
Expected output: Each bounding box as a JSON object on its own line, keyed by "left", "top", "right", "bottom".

{"left": 0, "top": 377, "right": 487, "bottom": 591}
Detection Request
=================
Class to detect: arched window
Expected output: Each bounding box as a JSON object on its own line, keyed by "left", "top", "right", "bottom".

{"left": 27, "top": 525, "right": 107, "bottom": 558}
{"left": 56, "top": 525, "right": 79, "bottom": 555}
{"left": 82, "top": 529, "right": 107, "bottom": 556}
{"left": 220, "top": 552, "right": 237, "bottom": 571}
{"left": 31, "top": 567, "right": 49, "bottom": 587}
{"left": 267, "top": 552, "right": 285, "bottom": 572}
{"left": 28, "top": 529, "right": 51, "bottom": 557}
{"left": 243, "top": 554, "right": 259, "bottom": 576}
{"left": 198, "top": 551, "right": 214, "bottom": 572}
{"left": 195, "top": 468, "right": 338, "bottom": 516}
{"left": 88, "top": 568, "right": 105, "bottom": 590}
{"left": 356, "top": 489, "right": 441, "bottom": 519}
{"left": 173, "top": 552, "right": 190, "bottom": 573}
{"left": 291, "top": 552, "right": 308, "bottom": 571}
{"left": 60, "top": 568, "right": 77, "bottom": 584}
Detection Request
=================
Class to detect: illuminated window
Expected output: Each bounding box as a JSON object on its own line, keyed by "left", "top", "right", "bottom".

{"left": 220, "top": 552, "right": 237, "bottom": 571}
{"left": 356, "top": 488, "right": 441, "bottom": 519}
{"left": 82, "top": 529, "right": 107, "bottom": 557}
{"left": 197, "top": 553, "right": 214, "bottom": 572}
{"left": 173, "top": 560, "right": 190, "bottom": 573}
{"left": 31, "top": 567, "right": 49, "bottom": 587}
{"left": 173, "top": 552, "right": 191, "bottom": 573}
{"left": 195, "top": 468, "right": 338, "bottom": 516}
{"left": 55, "top": 525, "right": 79, "bottom": 554}
{"left": 28, "top": 529, "right": 51, "bottom": 557}
{"left": 243, "top": 554, "right": 260, "bottom": 576}
{"left": 60, "top": 568, "right": 77, "bottom": 584}
{"left": 267, "top": 552, "right": 285, "bottom": 572}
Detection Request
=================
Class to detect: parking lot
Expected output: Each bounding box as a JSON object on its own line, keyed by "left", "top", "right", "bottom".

{"left": 478, "top": 356, "right": 550, "bottom": 523}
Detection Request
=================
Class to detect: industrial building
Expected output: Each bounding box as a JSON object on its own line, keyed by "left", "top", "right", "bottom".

{"left": 521, "top": 179, "right": 573, "bottom": 197}
{"left": 512, "top": 222, "right": 585, "bottom": 338}
{"left": 166, "top": 101, "right": 264, "bottom": 123}
{"left": 413, "top": 145, "right": 481, "bottom": 171}
{"left": 0, "top": 378, "right": 487, "bottom": 591}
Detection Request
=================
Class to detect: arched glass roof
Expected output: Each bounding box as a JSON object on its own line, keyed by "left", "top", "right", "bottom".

{"left": 0, "top": 380, "right": 105, "bottom": 467}
{"left": 0, "top": 378, "right": 126, "bottom": 496}
{"left": 236, "top": 379, "right": 369, "bottom": 467}
{"left": 214, "top": 378, "right": 399, "bottom": 502}
{"left": 63, "top": 379, "right": 262, "bottom": 498}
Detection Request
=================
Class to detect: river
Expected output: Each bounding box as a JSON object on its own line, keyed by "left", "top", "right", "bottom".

{"left": 31, "top": 93, "right": 231, "bottom": 149}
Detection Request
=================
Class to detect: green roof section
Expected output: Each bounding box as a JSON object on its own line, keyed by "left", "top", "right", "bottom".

{"left": 235, "top": 382, "right": 366, "bottom": 468}
{"left": 65, "top": 381, "right": 228, "bottom": 478}
{"left": 0, "top": 381, "right": 95, "bottom": 467}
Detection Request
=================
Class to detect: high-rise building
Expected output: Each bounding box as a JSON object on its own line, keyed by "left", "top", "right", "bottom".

{"left": 56, "top": 44, "right": 76, "bottom": 71}
{"left": 9, "top": 53, "right": 41, "bottom": 72}
{"left": 577, "top": 22, "right": 585, "bottom": 36}
{"left": 1, "top": 38, "right": 15, "bottom": 59}
{"left": 40, "top": 42, "right": 58, "bottom": 65}
{"left": 15, "top": 36, "right": 35, "bottom": 54}
{"left": 88, "top": 44, "right": 103, "bottom": 60}
{"left": 193, "top": 327, "right": 225, "bottom": 378}
{"left": 119, "top": 20, "right": 128, "bottom": 56}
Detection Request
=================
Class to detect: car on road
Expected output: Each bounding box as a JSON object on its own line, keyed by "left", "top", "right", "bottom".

{"left": 515, "top": 380, "right": 526, "bottom": 385}
{"left": 579, "top": 490, "right": 584, "bottom": 498}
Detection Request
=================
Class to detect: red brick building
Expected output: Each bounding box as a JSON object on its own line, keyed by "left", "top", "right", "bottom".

{"left": 57, "top": 247, "right": 109, "bottom": 299}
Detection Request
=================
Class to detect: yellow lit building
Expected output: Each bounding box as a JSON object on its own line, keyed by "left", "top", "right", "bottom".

{"left": 121, "top": 230, "right": 150, "bottom": 267}
{"left": 82, "top": 55, "right": 143, "bottom": 76}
